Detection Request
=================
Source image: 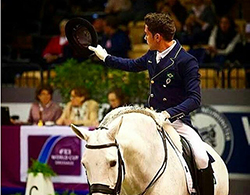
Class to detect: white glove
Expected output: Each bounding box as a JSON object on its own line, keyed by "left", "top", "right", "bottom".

{"left": 157, "top": 111, "right": 171, "bottom": 128}
{"left": 88, "top": 45, "right": 109, "bottom": 61}
{"left": 158, "top": 111, "right": 170, "bottom": 122}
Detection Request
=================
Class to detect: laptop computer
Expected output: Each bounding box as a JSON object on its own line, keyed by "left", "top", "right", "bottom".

{"left": 1, "top": 106, "right": 12, "bottom": 125}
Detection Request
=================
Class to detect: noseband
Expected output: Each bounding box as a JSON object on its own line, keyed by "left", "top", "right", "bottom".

{"left": 85, "top": 139, "right": 126, "bottom": 195}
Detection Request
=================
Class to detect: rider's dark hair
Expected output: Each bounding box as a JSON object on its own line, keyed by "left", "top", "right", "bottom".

{"left": 144, "top": 13, "right": 176, "bottom": 41}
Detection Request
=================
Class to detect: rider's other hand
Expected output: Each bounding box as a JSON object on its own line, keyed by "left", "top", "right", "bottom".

{"left": 88, "top": 45, "right": 109, "bottom": 61}
{"left": 159, "top": 111, "right": 170, "bottom": 121}
{"left": 157, "top": 111, "right": 170, "bottom": 122}
{"left": 156, "top": 111, "right": 171, "bottom": 127}
{"left": 161, "top": 111, "right": 170, "bottom": 120}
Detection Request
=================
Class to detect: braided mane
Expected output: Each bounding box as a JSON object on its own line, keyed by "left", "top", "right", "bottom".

{"left": 99, "top": 106, "right": 161, "bottom": 127}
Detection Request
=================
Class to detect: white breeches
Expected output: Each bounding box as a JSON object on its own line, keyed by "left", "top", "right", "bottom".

{"left": 173, "top": 120, "right": 209, "bottom": 169}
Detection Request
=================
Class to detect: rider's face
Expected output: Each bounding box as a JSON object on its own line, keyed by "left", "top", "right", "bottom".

{"left": 144, "top": 25, "right": 158, "bottom": 50}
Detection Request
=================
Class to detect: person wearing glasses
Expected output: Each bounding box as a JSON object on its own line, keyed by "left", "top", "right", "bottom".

{"left": 28, "top": 84, "right": 62, "bottom": 125}
{"left": 101, "top": 87, "right": 127, "bottom": 121}
{"left": 89, "top": 12, "right": 214, "bottom": 195}
{"left": 56, "top": 87, "right": 99, "bottom": 127}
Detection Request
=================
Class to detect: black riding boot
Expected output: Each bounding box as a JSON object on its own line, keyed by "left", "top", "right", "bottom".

{"left": 197, "top": 162, "right": 214, "bottom": 195}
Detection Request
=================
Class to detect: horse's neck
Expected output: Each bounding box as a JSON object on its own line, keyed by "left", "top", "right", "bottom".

{"left": 114, "top": 113, "right": 187, "bottom": 195}
{"left": 117, "top": 113, "right": 165, "bottom": 193}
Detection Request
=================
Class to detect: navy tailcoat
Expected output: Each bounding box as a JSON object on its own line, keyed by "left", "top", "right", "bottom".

{"left": 105, "top": 40, "right": 201, "bottom": 126}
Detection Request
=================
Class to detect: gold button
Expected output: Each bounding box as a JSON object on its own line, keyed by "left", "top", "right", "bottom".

{"left": 151, "top": 80, "right": 154, "bottom": 84}
{"left": 163, "top": 98, "right": 167, "bottom": 101}
{"left": 150, "top": 94, "right": 154, "bottom": 97}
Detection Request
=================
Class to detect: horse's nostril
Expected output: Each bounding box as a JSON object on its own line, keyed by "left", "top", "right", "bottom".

{"left": 110, "top": 160, "right": 117, "bottom": 167}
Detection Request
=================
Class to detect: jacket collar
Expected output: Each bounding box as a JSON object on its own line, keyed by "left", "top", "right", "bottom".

{"left": 151, "top": 40, "right": 182, "bottom": 79}
{"left": 161, "top": 39, "right": 182, "bottom": 61}
{"left": 156, "top": 40, "right": 177, "bottom": 62}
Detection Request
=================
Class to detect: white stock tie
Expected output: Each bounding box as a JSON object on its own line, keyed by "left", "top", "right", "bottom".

{"left": 156, "top": 54, "right": 162, "bottom": 64}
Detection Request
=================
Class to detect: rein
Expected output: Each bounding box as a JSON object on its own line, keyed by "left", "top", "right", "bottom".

{"left": 139, "top": 127, "right": 168, "bottom": 195}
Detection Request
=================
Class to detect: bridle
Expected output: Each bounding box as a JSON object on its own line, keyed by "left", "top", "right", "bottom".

{"left": 85, "top": 137, "right": 125, "bottom": 195}
{"left": 85, "top": 126, "right": 168, "bottom": 195}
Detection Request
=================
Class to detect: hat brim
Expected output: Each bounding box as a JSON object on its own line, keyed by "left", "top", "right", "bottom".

{"left": 65, "top": 18, "right": 98, "bottom": 57}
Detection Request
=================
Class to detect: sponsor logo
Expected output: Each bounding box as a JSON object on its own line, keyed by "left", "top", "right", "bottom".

{"left": 29, "top": 135, "right": 81, "bottom": 175}
{"left": 191, "top": 105, "right": 234, "bottom": 163}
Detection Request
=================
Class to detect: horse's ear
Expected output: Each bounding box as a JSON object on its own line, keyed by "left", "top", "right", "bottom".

{"left": 71, "top": 124, "right": 90, "bottom": 141}
{"left": 108, "top": 116, "right": 123, "bottom": 140}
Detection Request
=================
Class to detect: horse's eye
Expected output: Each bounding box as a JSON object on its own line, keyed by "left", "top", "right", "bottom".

{"left": 110, "top": 160, "right": 117, "bottom": 167}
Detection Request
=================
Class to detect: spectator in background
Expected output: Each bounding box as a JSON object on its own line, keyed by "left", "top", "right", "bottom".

{"left": 28, "top": 84, "right": 62, "bottom": 125}
{"left": 207, "top": 15, "right": 241, "bottom": 65}
{"left": 92, "top": 17, "right": 105, "bottom": 44}
{"left": 157, "top": 0, "right": 188, "bottom": 34}
{"left": 118, "top": 0, "right": 156, "bottom": 25}
{"left": 105, "top": 0, "right": 132, "bottom": 17}
{"left": 42, "top": 19, "right": 72, "bottom": 67}
{"left": 181, "top": 0, "right": 216, "bottom": 46}
{"left": 101, "top": 15, "right": 131, "bottom": 58}
{"left": 56, "top": 87, "right": 99, "bottom": 127}
{"left": 101, "top": 88, "right": 127, "bottom": 120}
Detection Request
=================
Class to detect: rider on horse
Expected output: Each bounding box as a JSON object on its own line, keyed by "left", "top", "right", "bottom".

{"left": 89, "top": 12, "right": 214, "bottom": 195}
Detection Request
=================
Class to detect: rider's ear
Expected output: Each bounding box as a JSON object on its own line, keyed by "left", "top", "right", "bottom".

{"left": 108, "top": 116, "right": 123, "bottom": 140}
{"left": 71, "top": 124, "right": 90, "bottom": 141}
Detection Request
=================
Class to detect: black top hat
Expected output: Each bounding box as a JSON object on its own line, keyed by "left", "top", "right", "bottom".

{"left": 65, "top": 18, "right": 98, "bottom": 57}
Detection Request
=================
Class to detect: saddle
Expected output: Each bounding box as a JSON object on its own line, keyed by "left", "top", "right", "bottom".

{"left": 181, "top": 136, "right": 199, "bottom": 194}
{"left": 181, "top": 136, "right": 215, "bottom": 195}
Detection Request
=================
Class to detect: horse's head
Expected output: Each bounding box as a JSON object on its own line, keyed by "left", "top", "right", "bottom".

{"left": 71, "top": 116, "right": 125, "bottom": 195}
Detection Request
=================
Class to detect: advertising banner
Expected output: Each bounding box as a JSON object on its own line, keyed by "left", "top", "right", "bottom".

{"left": 20, "top": 126, "right": 88, "bottom": 183}
{"left": 191, "top": 105, "right": 250, "bottom": 176}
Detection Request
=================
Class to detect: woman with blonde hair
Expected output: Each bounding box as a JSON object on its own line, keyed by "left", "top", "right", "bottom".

{"left": 56, "top": 87, "right": 99, "bottom": 127}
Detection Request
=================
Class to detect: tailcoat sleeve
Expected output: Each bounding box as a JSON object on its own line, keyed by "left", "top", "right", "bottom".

{"left": 104, "top": 51, "right": 151, "bottom": 72}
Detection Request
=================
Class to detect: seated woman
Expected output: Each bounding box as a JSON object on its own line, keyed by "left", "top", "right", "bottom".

{"left": 101, "top": 88, "right": 127, "bottom": 121}
{"left": 181, "top": 0, "right": 216, "bottom": 45}
{"left": 56, "top": 87, "right": 99, "bottom": 127}
{"left": 28, "top": 84, "right": 62, "bottom": 125}
{"left": 157, "top": 0, "right": 188, "bottom": 34}
{"left": 207, "top": 15, "right": 241, "bottom": 65}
